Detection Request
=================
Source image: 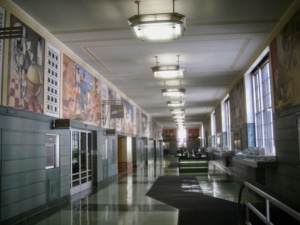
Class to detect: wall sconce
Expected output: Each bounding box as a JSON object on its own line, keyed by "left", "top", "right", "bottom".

{"left": 128, "top": 0, "right": 186, "bottom": 42}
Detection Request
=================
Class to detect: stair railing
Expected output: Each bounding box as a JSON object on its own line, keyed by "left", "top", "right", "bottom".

{"left": 238, "top": 181, "right": 300, "bottom": 225}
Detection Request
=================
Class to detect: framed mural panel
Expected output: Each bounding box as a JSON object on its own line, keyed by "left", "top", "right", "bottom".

{"left": 270, "top": 9, "right": 300, "bottom": 111}
{"left": 115, "top": 94, "right": 122, "bottom": 131}
{"left": 122, "top": 98, "right": 134, "bottom": 134}
{"left": 141, "top": 112, "right": 148, "bottom": 137}
{"left": 62, "top": 54, "right": 101, "bottom": 126}
{"left": 229, "top": 78, "right": 246, "bottom": 129}
{"left": 0, "top": 7, "right": 5, "bottom": 103}
{"left": 101, "top": 83, "right": 109, "bottom": 128}
{"left": 101, "top": 85, "right": 120, "bottom": 129}
{"left": 187, "top": 128, "right": 199, "bottom": 140}
{"left": 7, "top": 15, "right": 45, "bottom": 113}
{"left": 108, "top": 87, "right": 116, "bottom": 129}
{"left": 136, "top": 108, "right": 141, "bottom": 136}
{"left": 163, "top": 129, "right": 177, "bottom": 141}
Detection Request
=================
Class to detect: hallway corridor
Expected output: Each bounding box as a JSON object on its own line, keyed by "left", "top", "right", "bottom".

{"left": 18, "top": 156, "right": 242, "bottom": 225}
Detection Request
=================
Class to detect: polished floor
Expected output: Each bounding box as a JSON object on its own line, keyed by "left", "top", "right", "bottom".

{"left": 21, "top": 155, "right": 245, "bottom": 225}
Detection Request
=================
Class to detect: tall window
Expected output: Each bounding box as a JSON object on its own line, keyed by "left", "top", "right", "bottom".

{"left": 211, "top": 111, "right": 216, "bottom": 146}
{"left": 252, "top": 61, "right": 275, "bottom": 155}
{"left": 178, "top": 128, "right": 186, "bottom": 147}
{"left": 224, "top": 97, "right": 231, "bottom": 149}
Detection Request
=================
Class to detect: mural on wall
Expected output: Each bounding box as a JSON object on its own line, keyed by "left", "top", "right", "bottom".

{"left": 101, "top": 83, "right": 109, "bottom": 128}
{"left": 91, "top": 79, "right": 102, "bottom": 124}
{"left": 122, "top": 98, "right": 134, "bottom": 134}
{"left": 230, "top": 78, "right": 246, "bottom": 129}
{"left": 141, "top": 112, "right": 148, "bottom": 137}
{"left": 62, "top": 54, "right": 101, "bottom": 126}
{"left": 270, "top": 9, "right": 300, "bottom": 111}
{"left": 132, "top": 105, "right": 137, "bottom": 135}
{"left": 136, "top": 108, "right": 141, "bottom": 136}
{"left": 162, "top": 129, "right": 177, "bottom": 141}
{"left": 101, "top": 85, "right": 127, "bottom": 130}
{"left": 187, "top": 128, "right": 199, "bottom": 140}
{"left": 0, "top": 7, "right": 5, "bottom": 101}
{"left": 152, "top": 121, "right": 162, "bottom": 139}
{"left": 7, "top": 15, "right": 45, "bottom": 113}
{"left": 115, "top": 93, "right": 122, "bottom": 131}
{"left": 215, "top": 104, "right": 222, "bottom": 134}
{"left": 108, "top": 88, "right": 117, "bottom": 129}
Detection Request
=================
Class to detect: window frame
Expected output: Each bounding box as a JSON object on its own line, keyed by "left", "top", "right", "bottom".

{"left": 45, "top": 133, "right": 60, "bottom": 169}
{"left": 223, "top": 96, "right": 231, "bottom": 149}
{"left": 252, "top": 59, "right": 275, "bottom": 155}
{"left": 211, "top": 111, "right": 216, "bottom": 146}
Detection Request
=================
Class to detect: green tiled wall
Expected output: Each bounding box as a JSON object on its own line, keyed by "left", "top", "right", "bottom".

{"left": 0, "top": 107, "right": 71, "bottom": 221}
{"left": 0, "top": 106, "right": 121, "bottom": 223}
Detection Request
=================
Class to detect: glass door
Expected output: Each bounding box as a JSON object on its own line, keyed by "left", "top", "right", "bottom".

{"left": 71, "top": 129, "right": 92, "bottom": 195}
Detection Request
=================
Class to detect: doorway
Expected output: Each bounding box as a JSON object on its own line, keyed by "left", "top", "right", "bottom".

{"left": 71, "top": 129, "right": 92, "bottom": 195}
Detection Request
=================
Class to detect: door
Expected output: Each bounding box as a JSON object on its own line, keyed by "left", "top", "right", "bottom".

{"left": 71, "top": 130, "right": 92, "bottom": 195}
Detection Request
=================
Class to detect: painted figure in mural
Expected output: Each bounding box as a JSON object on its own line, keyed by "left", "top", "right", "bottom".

{"left": 75, "top": 66, "right": 91, "bottom": 115}
{"left": 13, "top": 23, "right": 31, "bottom": 107}
{"left": 272, "top": 11, "right": 300, "bottom": 110}
{"left": 10, "top": 20, "right": 43, "bottom": 112}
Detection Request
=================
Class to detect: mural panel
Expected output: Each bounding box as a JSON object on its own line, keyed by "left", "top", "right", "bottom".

{"left": 187, "top": 128, "right": 199, "bottom": 140}
{"left": 141, "top": 112, "right": 148, "bottom": 137}
{"left": 7, "top": 15, "right": 45, "bottom": 113}
{"left": 136, "top": 108, "right": 141, "bottom": 136}
{"left": 62, "top": 54, "right": 101, "bottom": 126}
{"left": 122, "top": 98, "right": 134, "bottom": 134}
{"left": 229, "top": 78, "right": 246, "bottom": 129}
{"left": 108, "top": 88, "right": 117, "bottom": 129}
{"left": 0, "top": 7, "right": 5, "bottom": 101}
{"left": 162, "top": 129, "right": 177, "bottom": 141}
{"left": 270, "top": 9, "right": 300, "bottom": 111}
{"left": 101, "top": 83, "right": 109, "bottom": 128}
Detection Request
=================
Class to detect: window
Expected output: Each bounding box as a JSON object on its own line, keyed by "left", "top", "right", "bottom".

{"left": 45, "top": 134, "right": 59, "bottom": 169}
{"left": 252, "top": 61, "right": 275, "bottom": 155}
{"left": 177, "top": 128, "right": 186, "bottom": 147}
{"left": 211, "top": 111, "right": 216, "bottom": 146}
{"left": 223, "top": 97, "right": 231, "bottom": 149}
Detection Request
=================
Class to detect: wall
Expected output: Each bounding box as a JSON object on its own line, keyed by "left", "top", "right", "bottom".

{"left": 270, "top": 106, "right": 300, "bottom": 208}
{"left": 0, "top": 2, "right": 158, "bottom": 224}
{"left": 0, "top": 106, "right": 70, "bottom": 223}
{"left": 0, "top": 106, "right": 121, "bottom": 224}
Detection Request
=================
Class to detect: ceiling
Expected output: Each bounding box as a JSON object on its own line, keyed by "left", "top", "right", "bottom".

{"left": 9, "top": 0, "right": 296, "bottom": 128}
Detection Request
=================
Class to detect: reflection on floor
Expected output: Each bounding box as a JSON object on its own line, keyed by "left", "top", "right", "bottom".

{"left": 16, "top": 155, "right": 245, "bottom": 225}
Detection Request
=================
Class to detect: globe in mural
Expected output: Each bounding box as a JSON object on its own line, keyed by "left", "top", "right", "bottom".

{"left": 26, "top": 62, "right": 42, "bottom": 97}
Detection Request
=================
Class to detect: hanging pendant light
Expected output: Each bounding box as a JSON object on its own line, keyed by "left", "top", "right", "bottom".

{"left": 152, "top": 55, "right": 185, "bottom": 79}
{"left": 161, "top": 88, "right": 185, "bottom": 97}
{"left": 167, "top": 100, "right": 185, "bottom": 107}
{"left": 128, "top": 0, "right": 186, "bottom": 42}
